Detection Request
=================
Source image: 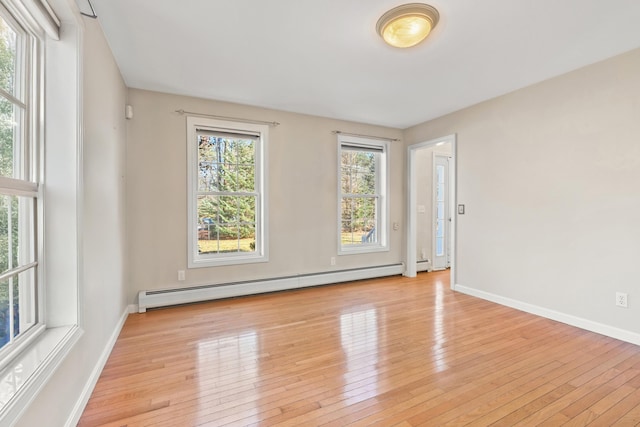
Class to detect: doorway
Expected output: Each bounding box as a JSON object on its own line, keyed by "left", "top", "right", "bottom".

{"left": 405, "top": 134, "right": 456, "bottom": 289}
{"left": 433, "top": 154, "right": 451, "bottom": 270}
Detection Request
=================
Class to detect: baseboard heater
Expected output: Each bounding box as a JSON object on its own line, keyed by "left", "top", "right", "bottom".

{"left": 417, "top": 260, "right": 430, "bottom": 272}
{"left": 137, "top": 263, "right": 404, "bottom": 312}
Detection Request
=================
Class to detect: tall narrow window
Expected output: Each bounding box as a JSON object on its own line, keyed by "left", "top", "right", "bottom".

{"left": 0, "top": 1, "right": 87, "bottom": 422}
{"left": 0, "top": 8, "right": 40, "bottom": 356}
{"left": 187, "top": 117, "right": 268, "bottom": 267}
{"left": 338, "top": 135, "right": 388, "bottom": 254}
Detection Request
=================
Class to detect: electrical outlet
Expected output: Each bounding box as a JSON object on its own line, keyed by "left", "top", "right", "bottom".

{"left": 178, "top": 270, "right": 185, "bottom": 281}
{"left": 616, "top": 292, "right": 628, "bottom": 308}
{"left": 330, "top": 257, "right": 336, "bottom": 266}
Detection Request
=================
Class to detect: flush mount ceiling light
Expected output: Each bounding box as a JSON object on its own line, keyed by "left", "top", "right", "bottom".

{"left": 376, "top": 3, "right": 439, "bottom": 48}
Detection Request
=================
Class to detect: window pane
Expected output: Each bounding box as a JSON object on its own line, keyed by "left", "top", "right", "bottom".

{"left": 242, "top": 225, "right": 256, "bottom": 252}
{"left": 198, "top": 137, "right": 232, "bottom": 192}
{"left": 237, "top": 196, "right": 256, "bottom": 223}
{"left": 357, "top": 197, "right": 377, "bottom": 244}
{"left": 437, "top": 202, "right": 444, "bottom": 221}
{"left": 341, "top": 149, "right": 378, "bottom": 195}
{"left": 0, "top": 195, "right": 35, "bottom": 275}
{"left": 437, "top": 219, "right": 444, "bottom": 238}
{"left": 437, "top": 183, "right": 444, "bottom": 202}
{"left": 341, "top": 197, "right": 353, "bottom": 221}
{"left": 219, "top": 225, "right": 240, "bottom": 252}
{"left": 220, "top": 164, "right": 237, "bottom": 192}
{"left": 197, "top": 195, "right": 256, "bottom": 255}
{"left": 0, "top": 268, "right": 36, "bottom": 351}
{"left": 218, "top": 195, "right": 238, "bottom": 223}
{"left": 198, "top": 134, "right": 256, "bottom": 193}
{"left": 197, "top": 195, "right": 219, "bottom": 226}
{"left": 359, "top": 169, "right": 376, "bottom": 194}
{"left": 198, "top": 223, "right": 219, "bottom": 254}
{"left": 340, "top": 165, "right": 352, "bottom": 194}
{"left": 436, "top": 238, "right": 444, "bottom": 257}
{"left": 437, "top": 164, "right": 445, "bottom": 184}
{"left": 237, "top": 165, "right": 255, "bottom": 192}
{"left": 0, "top": 16, "right": 26, "bottom": 181}
{"left": 235, "top": 139, "right": 255, "bottom": 166}
{"left": 0, "top": 96, "right": 24, "bottom": 179}
{"left": 198, "top": 161, "right": 219, "bottom": 192}
{"left": 355, "top": 197, "right": 376, "bottom": 224}
{"left": 198, "top": 136, "right": 218, "bottom": 192}
{"left": 0, "top": 17, "right": 17, "bottom": 96}
{"left": 200, "top": 162, "right": 240, "bottom": 193}
{"left": 341, "top": 221, "right": 355, "bottom": 245}
{"left": 341, "top": 196, "right": 377, "bottom": 245}
{"left": 0, "top": 276, "right": 13, "bottom": 348}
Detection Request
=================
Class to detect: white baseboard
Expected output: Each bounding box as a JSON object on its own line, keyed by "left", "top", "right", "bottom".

{"left": 65, "top": 304, "right": 133, "bottom": 427}
{"left": 138, "top": 264, "right": 404, "bottom": 312}
{"left": 454, "top": 284, "right": 640, "bottom": 346}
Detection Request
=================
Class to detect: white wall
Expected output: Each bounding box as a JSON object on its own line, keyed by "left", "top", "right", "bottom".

{"left": 15, "top": 14, "right": 128, "bottom": 427}
{"left": 405, "top": 48, "right": 640, "bottom": 340}
{"left": 125, "top": 89, "right": 404, "bottom": 300}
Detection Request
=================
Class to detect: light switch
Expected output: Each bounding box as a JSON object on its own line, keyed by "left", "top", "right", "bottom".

{"left": 457, "top": 204, "right": 465, "bottom": 215}
{"left": 417, "top": 205, "right": 426, "bottom": 213}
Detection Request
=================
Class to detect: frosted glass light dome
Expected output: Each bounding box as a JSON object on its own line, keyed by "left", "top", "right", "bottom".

{"left": 376, "top": 3, "right": 439, "bottom": 48}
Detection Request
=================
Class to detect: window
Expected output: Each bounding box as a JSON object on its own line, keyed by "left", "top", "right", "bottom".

{"left": 338, "top": 135, "right": 388, "bottom": 254}
{"left": 187, "top": 117, "right": 268, "bottom": 267}
{"left": 0, "top": 4, "right": 40, "bottom": 358}
{"left": 0, "top": 0, "right": 83, "bottom": 423}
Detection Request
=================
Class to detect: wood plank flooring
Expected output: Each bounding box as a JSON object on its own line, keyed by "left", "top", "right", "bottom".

{"left": 78, "top": 271, "right": 640, "bottom": 426}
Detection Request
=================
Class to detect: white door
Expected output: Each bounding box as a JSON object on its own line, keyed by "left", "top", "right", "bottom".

{"left": 433, "top": 155, "right": 451, "bottom": 270}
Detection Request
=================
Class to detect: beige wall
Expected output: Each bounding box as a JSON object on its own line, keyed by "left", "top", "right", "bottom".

{"left": 126, "top": 89, "right": 403, "bottom": 300}
{"left": 16, "top": 16, "right": 128, "bottom": 427}
{"left": 405, "top": 48, "right": 640, "bottom": 337}
{"left": 14, "top": 11, "right": 640, "bottom": 425}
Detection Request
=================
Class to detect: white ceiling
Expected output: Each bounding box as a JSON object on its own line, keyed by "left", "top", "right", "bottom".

{"left": 87, "top": 0, "right": 640, "bottom": 129}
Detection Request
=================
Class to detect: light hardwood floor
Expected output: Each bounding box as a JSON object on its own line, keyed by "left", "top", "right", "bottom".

{"left": 79, "top": 271, "right": 640, "bottom": 426}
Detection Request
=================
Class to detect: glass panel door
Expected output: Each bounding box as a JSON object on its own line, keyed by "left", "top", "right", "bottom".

{"left": 433, "top": 155, "right": 450, "bottom": 270}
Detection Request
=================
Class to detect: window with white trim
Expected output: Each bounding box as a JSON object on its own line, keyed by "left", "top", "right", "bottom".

{"left": 338, "top": 135, "right": 388, "bottom": 254}
{"left": 0, "top": 4, "right": 40, "bottom": 357}
{"left": 187, "top": 117, "right": 268, "bottom": 267}
{"left": 0, "top": 0, "right": 83, "bottom": 423}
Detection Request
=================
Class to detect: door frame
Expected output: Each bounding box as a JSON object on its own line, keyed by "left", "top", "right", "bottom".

{"left": 405, "top": 134, "right": 457, "bottom": 289}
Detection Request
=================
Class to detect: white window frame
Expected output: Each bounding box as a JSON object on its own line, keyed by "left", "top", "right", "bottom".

{"left": 187, "top": 116, "right": 269, "bottom": 268}
{"left": 0, "top": 0, "right": 83, "bottom": 424}
{"left": 0, "top": 0, "right": 43, "bottom": 367}
{"left": 337, "top": 135, "right": 389, "bottom": 255}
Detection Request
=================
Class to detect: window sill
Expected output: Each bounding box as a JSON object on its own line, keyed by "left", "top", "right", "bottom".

{"left": 189, "top": 253, "right": 269, "bottom": 268}
{"left": 338, "top": 245, "right": 390, "bottom": 256}
{"left": 0, "top": 325, "right": 82, "bottom": 425}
